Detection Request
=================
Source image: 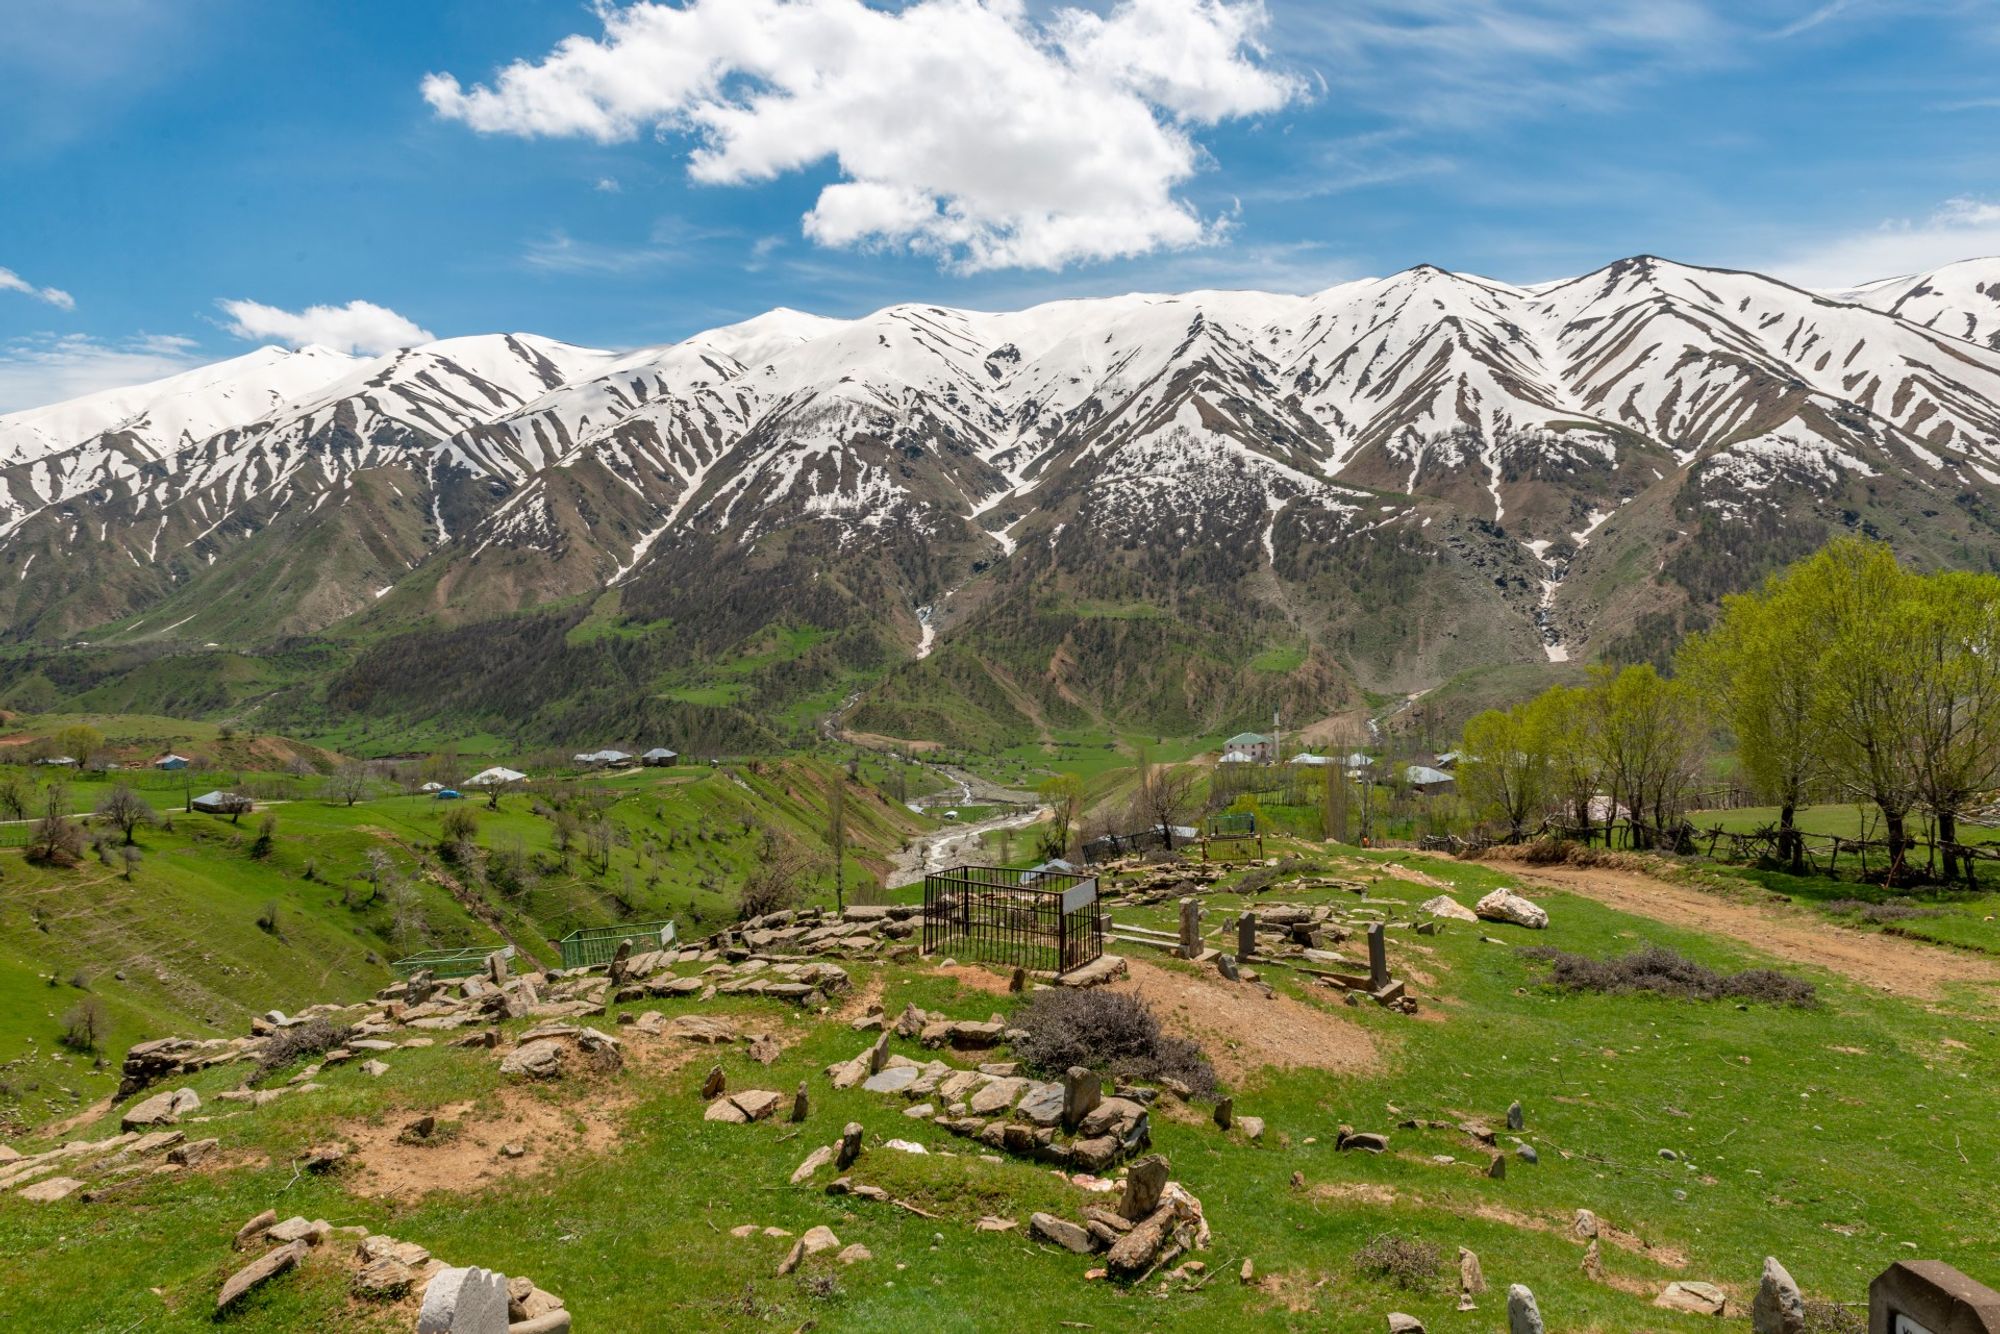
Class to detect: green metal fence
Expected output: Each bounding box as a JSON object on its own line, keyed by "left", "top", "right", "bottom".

{"left": 390, "top": 944, "right": 512, "bottom": 980}
{"left": 559, "top": 920, "right": 677, "bottom": 970}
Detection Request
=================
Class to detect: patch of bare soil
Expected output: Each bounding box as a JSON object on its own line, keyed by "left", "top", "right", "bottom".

{"left": 928, "top": 963, "right": 1017, "bottom": 997}
{"left": 1483, "top": 858, "right": 2000, "bottom": 1005}
{"left": 342, "top": 1083, "right": 625, "bottom": 1202}
{"left": 1110, "top": 959, "right": 1381, "bottom": 1083}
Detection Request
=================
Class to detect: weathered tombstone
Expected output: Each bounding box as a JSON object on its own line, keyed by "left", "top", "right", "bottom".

{"left": 1367, "top": 924, "right": 1389, "bottom": 991}
{"left": 790, "top": 1081, "right": 809, "bottom": 1123}
{"left": 1009, "top": 966, "right": 1026, "bottom": 993}
{"left": 1217, "top": 953, "right": 1240, "bottom": 981}
{"left": 1178, "top": 898, "right": 1202, "bottom": 959}
{"left": 1869, "top": 1261, "right": 2000, "bottom": 1334}
{"left": 868, "top": 1031, "right": 890, "bottom": 1076}
{"left": 700, "top": 1064, "right": 725, "bottom": 1099}
{"left": 1118, "top": 1153, "right": 1170, "bottom": 1221}
{"left": 1753, "top": 1256, "right": 1804, "bottom": 1334}
{"left": 607, "top": 940, "right": 632, "bottom": 988}
{"left": 410, "top": 968, "right": 437, "bottom": 1005}
{"left": 486, "top": 951, "right": 510, "bottom": 986}
{"left": 1507, "top": 1099, "right": 1524, "bottom": 1131}
{"left": 1508, "top": 1284, "right": 1545, "bottom": 1334}
{"left": 1214, "top": 1097, "right": 1234, "bottom": 1131}
{"left": 836, "top": 1121, "right": 864, "bottom": 1170}
{"left": 418, "top": 1266, "right": 510, "bottom": 1333}
{"left": 1062, "top": 1066, "right": 1101, "bottom": 1132}
{"left": 1236, "top": 913, "right": 1257, "bottom": 960}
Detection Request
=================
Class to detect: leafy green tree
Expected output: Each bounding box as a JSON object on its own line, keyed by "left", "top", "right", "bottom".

{"left": 1037, "top": 773, "right": 1084, "bottom": 859}
{"left": 1459, "top": 703, "right": 1552, "bottom": 839}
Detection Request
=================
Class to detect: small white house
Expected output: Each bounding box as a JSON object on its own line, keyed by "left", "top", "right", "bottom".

{"left": 465, "top": 766, "right": 528, "bottom": 787}
{"left": 1289, "top": 752, "right": 1330, "bottom": 767}
{"left": 573, "top": 749, "right": 633, "bottom": 768}
{"left": 641, "top": 747, "right": 679, "bottom": 767}
{"left": 154, "top": 753, "right": 192, "bottom": 771}
{"left": 1404, "top": 764, "right": 1456, "bottom": 795}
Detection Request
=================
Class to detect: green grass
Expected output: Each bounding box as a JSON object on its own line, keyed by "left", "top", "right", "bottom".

{"left": 5, "top": 843, "right": 1999, "bottom": 1327}
{"left": 1248, "top": 642, "right": 1308, "bottom": 674}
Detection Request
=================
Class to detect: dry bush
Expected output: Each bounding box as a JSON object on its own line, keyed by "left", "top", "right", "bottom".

{"left": 1353, "top": 1233, "right": 1443, "bottom": 1293}
{"left": 1822, "top": 898, "right": 1939, "bottom": 924}
{"left": 253, "top": 1018, "right": 354, "bottom": 1083}
{"left": 1012, "top": 987, "right": 1217, "bottom": 1098}
{"left": 1803, "top": 1299, "right": 1865, "bottom": 1334}
{"left": 1518, "top": 944, "right": 1817, "bottom": 1007}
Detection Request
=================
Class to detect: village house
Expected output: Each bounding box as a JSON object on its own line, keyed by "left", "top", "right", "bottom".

{"left": 641, "top": 747, "right": 679, "bottom": 767}
{"left": 1220, "top": 731, "right": 1276, "bottom": 764}
{"left": 153, "top": 753, "right": 191, "bottom": 771}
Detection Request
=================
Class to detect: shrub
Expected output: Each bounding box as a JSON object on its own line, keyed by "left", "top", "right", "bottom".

{"left": 1804, "top": 1299, "right": 1866, "bottom": 1334}
{"left": 1822, "top": 898, "right": 1938, "bottom": 924}
{"left": 1011, "top": 988, "right": 1217, "bottom": 1098}
{"left": 58, "top": 998, "right": 109, "bottom": 1053}
{"left": 1518, "top": 944, "right": 1816, "bottom": 1007}
{"left": 256, "top": 901, "right": 281, "bottom": 934}
{"left": 249, "top": 815, "right": 278, "bottom": 859}
{"left": 253, "top": 1018, "right": 354, "bottom": 1082}
{"left": 1353, "top": 1233, "right": 1443, "bottom": 1293}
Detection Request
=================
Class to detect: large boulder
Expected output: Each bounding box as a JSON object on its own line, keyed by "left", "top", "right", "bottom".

{"left": 1420, "top": 895, "right": 1480, "bottom": 923}
{"left": 498, "top": 1040, "right": 564, "bottom": 1080}
{"left": 1475, "top": 890, "right": 1549, "bottom": 930}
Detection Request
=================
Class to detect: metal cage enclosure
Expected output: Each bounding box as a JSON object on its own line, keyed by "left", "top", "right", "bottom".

{"left": 921, "top": 863, "right": 1102, "bottom": 975}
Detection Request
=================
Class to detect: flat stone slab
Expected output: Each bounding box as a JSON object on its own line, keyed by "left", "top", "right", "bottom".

{"left": 218, "top": 1240, "right": 308, "bottom": 1313}
{"left": 862, "top": 1066, "right": 919, "bottom": 1095}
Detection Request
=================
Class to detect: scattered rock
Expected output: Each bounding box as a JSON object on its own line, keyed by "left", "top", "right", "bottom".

{"left": 1387, "top": 1315, "right": 1426, "bottom": 1333}
{"left": 1474, "top": 889, "right": 1549, "bottom": 930}
{"left": 217, "top": 1240, "right": 309, "bottom": 1313}
{"left": 1506, "top": 1100, "right": 1524, "bottom": 1131}
{"left": 1420, "top": 895, "right": 1480, "bottom": 923}
{"left": 791, "top": 1081, "right": 810, "bottom": 1123}
{"left": 17, "top": 1176, "right": 81, "bottom": 1202}
{"left": 360, "top": 1059, "right": 390, "bottom": 1078}
{"left": 168, "top": 1137, "right": 220, "bottom": 1168}
{"left": 303, "top": 1142, "right": 349, "bottom": 1173}
{"left": 1582, "top": 1240, "right": 1603, "bottom": 1281}
{"left": 1573, "top": 1208, "right": 1599, "bottom": 1239}
{"left": 1119, "top": 1154, "right": 1170, "bottom": 1222}
{"left": 233, "top": 1209, "right": 277, "bottom": 1250}
{"left": 499, "top": 1040, "right": 565, "bottom": 1080}
{"left": 1656, "top": 1281, "right": 1729, "bottom": 1317}
{"left": 1213, "top": 1097, "right": 1233, "bottom": 1131}
{"left": 837, "top": 1244, "right": 872, "bottom": 1265}
{"left": 1237, "top": 1115, "right": 1265, "bottom": 1141}
{"left": 1485, "top": 1152, "right": 1506, "bottom": 1179}
{"left": 700, "top": 1064, "right": 726, "bottom": 1099}
{"left": 1753, "top": 1256, "right": 1806, "bottom": 1334}
{"left": 1458, "top": 1248, "right": 1486, "bottom": 1307}
{"left": 122, "top": 1086, "right": 199, "bottom": 1132}
{"left": 399, "top": 1115, "right": 439, "bottom": 1145}
{"left": 747, "top": 1034, "right": 781, "bottom": 1066}
{"left": 791, "top": 1145, "right": 836, "bottom": 1184}
{"left": 1337, "top": 1129, "right": 1388, "bottom": 1153}
{"left": 1030, "top": 1212, "right": 1097, "bottom": 1255}
{"left": 354, "top": 1257, "right": 416, "bottom": 1299}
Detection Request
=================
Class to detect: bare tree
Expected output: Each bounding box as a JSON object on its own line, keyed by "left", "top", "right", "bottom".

{"left": 738, "top": 832, "right": 824, "bottom": 920}
{"left": 94, "top": 784, "right": 158, "bottom": 845}
{"left": 328, "top": 763, "right": 371, "bottom": 807}
{"left": 27, "top": 783, "right": 84, "bottom": 867}
{"left": 1136, "top": 760, "right": 1201, "bottom": 851}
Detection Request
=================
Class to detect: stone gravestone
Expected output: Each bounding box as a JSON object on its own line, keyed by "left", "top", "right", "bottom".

{"left": 1870, "top": 1261, "right": 2000, "bottom": 1334}
{"left": 1178, "top": 898, "right": 1202, "bottom": 959}
{"left": 418, "top": 1266, "right": 510, "bottom": 1333}
{"left": 1367, "top": 924, "right": 1390, "bottom": 992}
{"left": 1236, "top": 913, "right": 1257, "bottom": 961}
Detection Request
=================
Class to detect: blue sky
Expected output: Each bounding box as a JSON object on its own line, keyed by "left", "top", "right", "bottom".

{"left": 1, "top": 0, "right": 1997, "bottom": 409}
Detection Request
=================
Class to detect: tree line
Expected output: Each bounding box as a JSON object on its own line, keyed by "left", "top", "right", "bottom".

{"left": 1459, "top": 538, "right": 2000, "bottom": 883}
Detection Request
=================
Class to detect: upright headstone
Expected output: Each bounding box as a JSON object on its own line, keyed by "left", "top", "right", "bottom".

{"left": 1752, "top": 1257, "right": 1804, "bottom": 1334}
{"left": 1507, "top": 1284, "right": 1545, "bottom": 1334}
{"left": 1118, "top": 1154, "right": 1170, "bottom": 1221}
{"left": 486, "top": 951, "right": 510, "bottom": 986}
{"left": 1367, "top": 924, "right": 1389, "bottom": 991}
{"left": 607, "top": 940, "right": 632, "bottom": 989}
{"left": 1178, "top": 898, "right": 1202, "bottom": 959}
{"left": 1868, "top": 1261, "right": 2000, "bottom": 1334}
{"left": 1236, "top": 913, "right": 1257, "bottom": 960}
{"left": 418, "top": 1266, "right": 510, "bottom": 1333}
{"left": 1062, "top": 1066, "right": 1101, "bottom": 1132}
{"left": 1214, "top": 1097, "right": 1234, "bottom": 1131}
{"left": 836, "top": 1121, "right": 865, "bottom": 1170}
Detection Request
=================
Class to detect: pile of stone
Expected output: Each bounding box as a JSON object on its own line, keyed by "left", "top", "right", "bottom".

{"left": 1026, "top": 1154, "right": 1210, "bottom": 1280}
{"left": 218, "top": 1208, "right": 569, "bottom": 1330}
{"left": 497, "top": 1023, "right": 624, "bottom": 1081}
{"left": 827, "top": 1037, "right": 1151, "bottom": 1172}
{"left": 0, "top": 1122, "right": 219, "bottom": 1203}
{"left": 708, "top": 904, "right": 924, "bottom": 962}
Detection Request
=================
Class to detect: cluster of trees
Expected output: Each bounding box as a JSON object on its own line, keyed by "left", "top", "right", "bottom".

{"left": 1460, "top": 538, "right": 2000, "bottom": 882}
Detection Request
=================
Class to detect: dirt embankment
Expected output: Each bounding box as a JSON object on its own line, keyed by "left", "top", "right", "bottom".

{"left": 1111, "top": 959, "right": 1382, "bottom": 1084}
{"left": 1475, "top": 857, "right": 2000, "bottom": 1005}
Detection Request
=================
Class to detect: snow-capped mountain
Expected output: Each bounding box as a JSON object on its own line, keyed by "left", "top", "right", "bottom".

{"left": 6, "top": 254, "right": 2000, "bottom": 731}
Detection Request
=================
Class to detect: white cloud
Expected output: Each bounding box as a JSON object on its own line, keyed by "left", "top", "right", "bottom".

{"left": 0, "top": 266, "right": 75, "bottom": 311}
{"left": 0, "top": 332, "right": 204, "bottom": 413}
{"left": 1771, "top": 197, "right": 2000, "bottom": 289}
{"left": 594, "top": 176, "right": 622, "bottom": 192}
{"left": 218, "top": 298, "right": 433, "bottom": 355}
{"left": 423, "top": 0, "right": 1302, "bottom": 272}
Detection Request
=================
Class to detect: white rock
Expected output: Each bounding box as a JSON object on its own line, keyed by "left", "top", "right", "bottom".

{"left": 418, "top": 1266, "right": 511, "bottom": 1333}
{"left": 1475, "top": 889, "right": 1549, "bottom": 930}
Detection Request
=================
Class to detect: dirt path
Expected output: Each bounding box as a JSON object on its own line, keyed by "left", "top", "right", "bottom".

{"left": 1490, "top": 859, "right": 2000, "bottom": 1005}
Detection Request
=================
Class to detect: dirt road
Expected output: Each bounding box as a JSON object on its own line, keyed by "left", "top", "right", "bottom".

{"left": 1492, "top": 858, "right": 2000, "bottom": 1005}
{"left": 886, "top": 805, "right": 1048, "bottom": 887}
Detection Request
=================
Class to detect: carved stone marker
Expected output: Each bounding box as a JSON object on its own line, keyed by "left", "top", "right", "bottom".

{"left": 1237, "top": 913, "right": 1257, "bottom": 960}
{"left": 1368, "top": 923, "right": 1390, "bottom": 991}
{"left": 1871, "top": 1262, "right": 2000, "bottom": 1334}
{"left": 1178, "top": 898, "right": 1202, "bottom": 958}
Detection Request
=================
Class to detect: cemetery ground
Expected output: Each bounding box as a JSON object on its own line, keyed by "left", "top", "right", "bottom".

{"left": 4, "top": 846, "right": 1998, "bottom": 1330}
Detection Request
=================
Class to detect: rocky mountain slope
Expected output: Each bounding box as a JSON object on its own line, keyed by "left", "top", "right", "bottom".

{"left": 6, "top": 255, "right": 2000, "bottom": 741}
